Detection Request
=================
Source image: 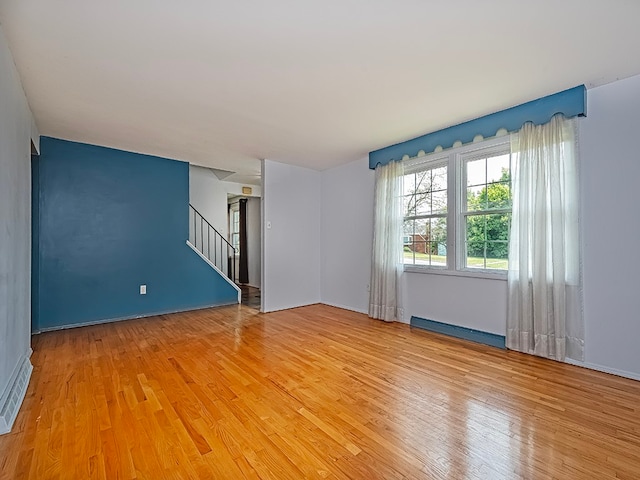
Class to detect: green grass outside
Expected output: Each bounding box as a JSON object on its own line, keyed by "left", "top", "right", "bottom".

{"left": 404, "top": 251, "right": 508, "bottom": 270}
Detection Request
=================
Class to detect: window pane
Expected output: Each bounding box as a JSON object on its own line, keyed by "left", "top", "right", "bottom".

{"left": 431, "top": 217, "right": 447, "bottom": 245}
{"left": 486, "top": 153, "right": 511, "bottom": 184}
{"left": 414, "top": 218, "right": 428, "bottom": 239}
{"left": 466, "top": 152, "right": 512, "bottom": 214}
{"left": 429, "top": 218, "right": 447, "bottom": 266}
{"left": 431, "top": 166, "right": 447, "bottom": 191}
{"left": 415, "top": 171, "right": 431, "bottom": 194}
{"left": 402, "top": 220, "right": 414, "bottom": 263}
{"left": 466, "top": 215, "right": 486, "bottom": 261}
{"left": 467, "top": 244, "right": 509, "bottom": 270}
{"left": 403, "top": 245, "right": 415, "bottom": 265}
{"left": 431, "top": 218, "right": 447, "bottom": 266}
{"left": 466, "top": 185, "right": 485, "bottom": 211}
{"left": 432, "top": 190, "right": 447, "bottom": 214}
{"left": 403, "top": 219, "right": 414, "bottom": 247}
{"left": 414, "top": 192, "right": 430, "bottom": 216}
{"left": 465, "top": 213, "right": 510, "bottom": 270}
{"left": 402, "top": 162, "right": 448, "bottom": 268}
{"left": 467, "top": 158, "right": 486, "bottom": 187}
{"left": 403, "top": 194, "right": 415, "bottom": 217}
{"left": 414, "top": 242, "right": 428, "bottom": 255}
{"left": 403, "top": 218, "right": 415, "bottom": 264}
{"left": 466, "top": 255, "right": 486, "bottom": 269}
{"left": 484, "top": 245, "right": 509, "bottom": 270}
{"left": 486, "top": 182, "right": 511, "bottom": 210}
{"left": 403, "top": 173, "right": 415, "bottom": 195}
{"left": 403, "top": 218, "right": 447, "bottom": 267}
{"left": 404, "top": 241, "right": 424, "bottom": 265}
{"left": 403, "top": 219, "right": 421, "bottom": 265}
{"left": 485, "top": 213, "right": 510, "bottom": 247}
{"left": 428, "top": 242, "right": 447, "bottom": 267}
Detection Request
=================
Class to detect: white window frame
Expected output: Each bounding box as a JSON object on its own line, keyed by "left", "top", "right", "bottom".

{"left": 403, "top": 135, "right": 511, "bottom": 280}
{"left": 403, "top": 155, "right": 449, "bottom": 270}
{"left": 229, "top": 204, "right": 240, "bottom": 254}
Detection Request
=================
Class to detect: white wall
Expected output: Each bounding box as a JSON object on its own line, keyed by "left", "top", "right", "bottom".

{"left": 189, "top": 165, "right": 263, "bottom": 239}
{"left": 0, "top": 27, "right": 38, "bottom": 433}
{"left": 262, "top": 159, "right": 321, "bottom": 312}
{"left": 403, "top": 274, "right": 507, "bottom": 332}
{"left": 246, "top": 197, "right": 261, "bottom": 288}
{"left": 189, "top": 166, "right": 229, "bottom": 237}
{"left": 226, "top": 182, "right": 262, "bottom": 198}
{"left": 320, "top": 157, "right": 375, "bottom": 313}
{"left": 578, "top": 74, "right": 640, "bottom": 379}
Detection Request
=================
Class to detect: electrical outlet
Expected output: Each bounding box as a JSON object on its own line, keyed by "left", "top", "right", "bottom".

{"left": 267, "top": 221, "right": 272, "bottom": 229}
{"left": 366, "top": 284, "right": 370, "bottom": 292}
{"left": 140, "top": 284, "right": 147, "bottom": 295}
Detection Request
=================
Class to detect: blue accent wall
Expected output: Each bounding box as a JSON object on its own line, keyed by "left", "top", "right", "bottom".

{"left": 370, "top": 85, "right": 587, "bottom": 168}
{"left": 34, "top": 137, "right": 237, "bottom": 331}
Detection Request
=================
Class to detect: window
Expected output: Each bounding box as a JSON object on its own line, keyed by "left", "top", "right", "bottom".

{"left": 402, "top": 137, "right": 512, "bottom": 275}
{"left": 403, "top": 162, "right": 448, "bottom": 267}
{"left": 461, "top": 149, "right": 512, "bottom": 270}
{"left": 230, "top": 208, "right": 240, "bottom": 252}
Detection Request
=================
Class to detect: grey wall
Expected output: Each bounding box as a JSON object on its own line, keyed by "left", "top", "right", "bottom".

{"left": 246, "top": 197, "right": 261, "bottom": 288}
{"left": 0, "top": 26, "right": 38, "bottom": 431}
{"left": 262, "top": 159, "right": 321, "bottom": 312}
{"left": 320, "top": 157, "right": 375, "bottom": 313}
{"left": 579, "top": 74, "right": 640, "bottom": 379}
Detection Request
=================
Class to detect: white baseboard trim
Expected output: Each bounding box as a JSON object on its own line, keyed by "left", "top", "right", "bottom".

{"left": 265, "top": 301, "right": 402, "bottom": 320}
{"left": 565, "top": 358, "right": 640, "bottom": 382}
{"left": 320, "top": 302, "right": 368, "bottom": 315}
{"left": 0, "top": 352, "right": 33, "bottom": 435}
{"left": 262, "top": 301, "right": 322, "bottom": 313}
{"left": 34, "top": 302, "right": 238, "bottom": 334}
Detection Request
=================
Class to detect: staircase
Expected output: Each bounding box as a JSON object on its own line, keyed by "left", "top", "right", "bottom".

{"left": 188, "top": 204, "right": 236, "bottom": 283}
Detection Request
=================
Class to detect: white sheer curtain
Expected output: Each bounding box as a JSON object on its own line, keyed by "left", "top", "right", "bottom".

{"left": 369, "top": 160, "right": 404, "bottom": 322}
{"left": 507, "top": 114, "right": 584, "bottom": 361}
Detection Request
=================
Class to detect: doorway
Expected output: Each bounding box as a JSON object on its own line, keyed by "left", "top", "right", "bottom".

{"left": 228, "top": 196, "right": 261, "bottom": 310}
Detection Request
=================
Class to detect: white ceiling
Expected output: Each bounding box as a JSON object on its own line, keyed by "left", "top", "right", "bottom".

{"left": 2, "top": 1, "right": 640, "bottom": 184}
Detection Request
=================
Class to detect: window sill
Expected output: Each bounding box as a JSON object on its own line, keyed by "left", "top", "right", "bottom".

{"left": 403, "top": 265, "right": 507, "bottom": 281}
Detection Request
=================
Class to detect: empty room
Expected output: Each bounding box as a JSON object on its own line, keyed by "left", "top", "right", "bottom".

{"left": 1, "top": 1, "right": 639, "bottom": 479}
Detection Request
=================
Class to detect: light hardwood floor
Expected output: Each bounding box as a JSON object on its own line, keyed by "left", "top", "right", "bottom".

{"left": 1, "top": 304, "right": 639, "bottom": 479}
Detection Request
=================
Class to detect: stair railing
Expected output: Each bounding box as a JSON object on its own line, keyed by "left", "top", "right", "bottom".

{"left": 189, "top": 204, "right": 236, "bottom": 283}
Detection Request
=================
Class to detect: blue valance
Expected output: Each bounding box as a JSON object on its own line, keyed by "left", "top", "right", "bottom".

{"left": 369, "top": 85, "right": 586, "bottom": 169}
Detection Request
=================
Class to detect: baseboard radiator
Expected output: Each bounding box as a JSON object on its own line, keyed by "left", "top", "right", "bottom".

{"left": 0, "top": 354, "right": 33, "bottom": 435}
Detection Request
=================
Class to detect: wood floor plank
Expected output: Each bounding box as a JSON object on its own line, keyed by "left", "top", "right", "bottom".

{"left": 1, "top": 304, "right": 640, "bottom": 479}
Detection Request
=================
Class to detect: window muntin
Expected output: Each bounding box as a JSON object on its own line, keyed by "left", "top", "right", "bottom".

{"left": 402, "top": 163, "right": 447, "bottom": 267}
{"left": 402, "top": 138, "right": 511, "bottom": 276}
